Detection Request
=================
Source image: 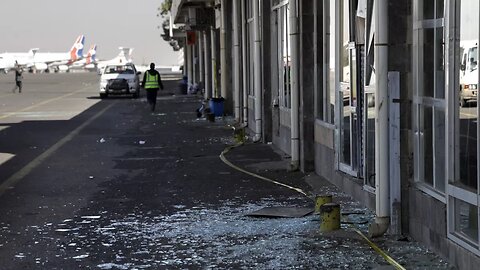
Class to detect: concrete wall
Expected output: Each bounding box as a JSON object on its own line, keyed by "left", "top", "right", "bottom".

{"left": 314, "top": 122, "right": 376, "bottom": 210}
{"left": 274, "top": 125, "right": 291, "bottom": 156}
{"left": 409, "top": 188, "right": 480, "bottom": 270}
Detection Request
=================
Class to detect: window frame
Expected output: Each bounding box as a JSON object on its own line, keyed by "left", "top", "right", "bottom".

{"left": 446, "top": 0, "right": 480, "bottom": 252}
{"left": 412, "top": 0, "right": 449, "bottom": 202}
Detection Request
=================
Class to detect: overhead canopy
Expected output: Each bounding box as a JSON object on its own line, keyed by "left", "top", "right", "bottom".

{"left": 171, "top": 0, "right": 215, "bottom": 24}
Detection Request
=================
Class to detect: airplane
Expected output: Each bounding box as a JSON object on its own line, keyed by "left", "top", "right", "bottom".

{"left": 83, "top": 45, "right": 98, "bottom": 71}
{"left": 0, "top": 48, "right": 38, "bottom": 73}
{"left": 62, "top": 44, "right": 97, "bottom": 72}
{"left": 0, "top": 35, "right": 85, "bottom": 73}
{"left": 96, "top": 47, "right": 134, "bottom": 73}
{"left": 34, "top": 35, "right": 85, "bottom": 72}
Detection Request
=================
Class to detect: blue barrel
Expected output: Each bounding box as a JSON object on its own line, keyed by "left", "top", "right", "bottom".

{"left": 209, "top": 97, "right": 224, "bottom": 117}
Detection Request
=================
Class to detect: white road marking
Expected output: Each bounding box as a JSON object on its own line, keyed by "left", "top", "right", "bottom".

{"left": 0, "top": 86, "right": 91, "bottom": 120}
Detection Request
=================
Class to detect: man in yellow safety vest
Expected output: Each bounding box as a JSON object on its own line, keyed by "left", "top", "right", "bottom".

{"left": 142, "top": 63, "right": 164, "bottom": 112}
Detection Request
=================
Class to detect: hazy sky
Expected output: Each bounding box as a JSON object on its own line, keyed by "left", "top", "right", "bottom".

{"left": 0, "top": 0, "right": 179, "bottom": 66}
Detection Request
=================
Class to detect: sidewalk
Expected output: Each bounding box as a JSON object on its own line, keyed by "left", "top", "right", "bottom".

{"left": 180, "top": 92, "right": 454, "bottom": 269}
{"left": 132, "top": 92, "right": 455, "bottom": 269}
{"left": 220, "top": 140, "right": 454, "bottom": 269}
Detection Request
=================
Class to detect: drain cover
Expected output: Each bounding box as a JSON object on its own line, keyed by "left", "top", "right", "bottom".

{"left": 246, "top": 207, "right": 314, "bottom": 218}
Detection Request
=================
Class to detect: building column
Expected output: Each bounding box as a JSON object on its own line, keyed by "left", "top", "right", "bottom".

{"left": 289, "top": 0, "right": 300, "bottom": 169}
{"left": 187, "top": 44, "right": 193, "bottom": 88}
{"left": 241, "top": 0, "right": 248, "bottom": 124}
{"left": 233, "top": 0, "right": 241, "bottom": 121}
{"left": 211, "top": 27, "right": 218, "bottom": 97}
{"left": 299, "top": 0, "right": 316, "bottom": 172}
{"left": 198, "top": 31, "right": 205, "bottom": 93}
{"left": 220, "top": 0, "right": 232, "bottom": 114}
{"left": 183, "top": 43, "right": 188, "bottom": 76}
{"left": 192, "top": 41, "right": 197, "bottom": 86}
{"left": 253, "top": 0, "right": 262, "bottom": 141}
{"left": 204, "top": 30, "right": 211, "bottom": 99}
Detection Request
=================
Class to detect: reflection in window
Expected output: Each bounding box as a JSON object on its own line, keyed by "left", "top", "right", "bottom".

{"left": 421, "top": 106, "right": 446, "bottom": 191}
{"left": 456, "top": 0, "right": 478, "bottom": 191}
{"left": 328, "top": 1, "right": 335, "bottom": 122}
{"left": 275, "top": 4, "right": 291, "bottom": 109}
{"left": 340, "top": 0, "right": 351, "bottom": 166}
{"left": 423, "top": 106, "right": 434, "bottom": 186}
{"left": 454, "top": 198, "right": 479, "bottom": 243}
{"left": 413, "top": 0, "right": 446, "bottom": 193}
{"left": 365, "top": 91, "right": 376, "bottom": 188}
{"left": 320, "top": 0, "right": 336, "bottom": 123}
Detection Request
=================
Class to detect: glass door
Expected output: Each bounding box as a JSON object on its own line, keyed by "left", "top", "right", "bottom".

{"left": 338, "top": 0, "right": 360, "bottom": 175}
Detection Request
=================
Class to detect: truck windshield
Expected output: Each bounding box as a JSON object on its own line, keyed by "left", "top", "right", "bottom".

{"left": 468, "top": 47, "right": 478, "bottom": 70}
{"left": 105, "top": 65, "right": 135, "bottom": 74}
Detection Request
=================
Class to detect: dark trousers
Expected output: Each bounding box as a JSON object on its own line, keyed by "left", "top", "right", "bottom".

{"left": 146, "top": 88, "right": 159, "bottom": 111}
{"left": 12, "top": 81, "right": 22, "bottom": 93}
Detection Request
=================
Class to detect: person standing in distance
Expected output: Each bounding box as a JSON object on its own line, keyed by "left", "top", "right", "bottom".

{"left": 12, "top": 61, "right": 23, "bottom": 93}
{"left": 142, "top": 63, "right": 164, "bottom": 112}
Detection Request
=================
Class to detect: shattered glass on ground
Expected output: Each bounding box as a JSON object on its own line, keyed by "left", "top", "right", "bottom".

{"left": 7, "top": 196, "right": 454, "bottom": 269}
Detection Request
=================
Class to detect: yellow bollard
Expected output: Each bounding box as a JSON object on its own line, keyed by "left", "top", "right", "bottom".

{"left": 314, "top": 195, "right": 333, "bottom": 213}
{"left": 320, "top": 203, "right": 341, "bottom": 232}
{"left": 233, "top": 124, "right": 246, "bottom": 143}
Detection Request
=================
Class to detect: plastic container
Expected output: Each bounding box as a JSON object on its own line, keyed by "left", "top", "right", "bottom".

{"left": 209, "top": 97, "right": 224, "bottom": 117}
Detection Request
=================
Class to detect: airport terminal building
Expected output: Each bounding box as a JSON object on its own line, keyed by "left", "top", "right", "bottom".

{"left": 169, "top": 0, "right": 480, "bottom": 268}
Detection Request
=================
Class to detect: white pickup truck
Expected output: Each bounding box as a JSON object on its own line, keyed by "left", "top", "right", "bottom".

{"left": 99, "top": 63, "right": 141, "bottom": 99}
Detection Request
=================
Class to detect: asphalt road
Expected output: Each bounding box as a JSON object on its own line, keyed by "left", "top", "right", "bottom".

{"left": 0, "top": 72, "right": 454, "bottom": 269}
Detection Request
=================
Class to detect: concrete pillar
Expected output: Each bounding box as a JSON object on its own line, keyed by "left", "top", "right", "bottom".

{"left": 253, "top": 0, "right": 262, "bottom": 141}
{"left": 298, "top": 0, "right": 316, "bottom": 172}
{"left": 220, "top": 0, "right": 232, "bottom": 114}
{"left": 233, "top": 0, "right": 241, "bottom": 121}
{"left": 199, "top": 31, "right": 205, "bottom": 92}
{"left": 204, "top": 30, "right": 211, "bottom": 99}
{"left": 192, "top": 41, "right": 197, "bottom": 85}
{"left": 241, "top": 0, "right": 248, "bottom": 124}
{"left": 187, "top": 44, "right": 193, "bottom": 89}
{"left": 183, "top": 43, "right": 187, "bottom": 76}
{"left": 211, "top": 27, "right": 218, "bottom": 97}
{"left": 220, "top": 0, "right": 227, "bottom": 99}
{"left": 261, "top": 0, "right": 272, "bottom": 142}
{"left": 289, "top": 0, "right": 300, "bottom": 170}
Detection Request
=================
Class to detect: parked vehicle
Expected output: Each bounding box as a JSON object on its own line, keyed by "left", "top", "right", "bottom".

{"left": 460, "top": 40, "right": 478, "bottom": 107}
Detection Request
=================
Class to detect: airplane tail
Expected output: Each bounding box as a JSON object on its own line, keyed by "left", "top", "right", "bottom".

{"left": 118, "top": 47, "right": 130, "bottom": 58}
{"left": 86, "top": 45, "right": 97, "bottom": 64}
{"left": 69, "top": 35, "right": 85, "bottom": 62}
{"left": 117, "top": 47, "right": 133, "bottom": 64}
{"left": 128, "top": 48, "right": 134, "bottom": 62}
{"left": 28, "top": 48, "right": 39, "bottom": 56}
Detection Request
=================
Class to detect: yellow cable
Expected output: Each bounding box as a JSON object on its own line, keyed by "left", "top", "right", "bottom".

{"left": 219, "top": 142, "right": 406, "bottom": 270}
{"left": 352, "top": 228, "right": 406, "bottom": 270}
{"left": 219, "top": 143, "right": 309, "bottom": 197}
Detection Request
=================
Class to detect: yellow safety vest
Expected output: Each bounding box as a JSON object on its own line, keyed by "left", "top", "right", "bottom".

{"left": 145, "top": 72, "right": 160, "bottom": 89}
